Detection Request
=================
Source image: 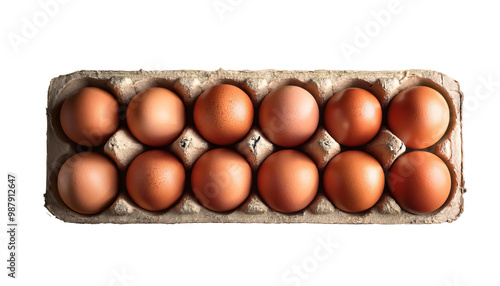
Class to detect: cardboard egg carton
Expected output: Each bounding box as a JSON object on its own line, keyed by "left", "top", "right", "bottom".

{"left": 45, "top": 69, "right": 465, "bottom": 224}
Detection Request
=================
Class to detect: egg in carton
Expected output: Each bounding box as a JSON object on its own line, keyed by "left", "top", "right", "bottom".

{"left": 45, "top": 69, "right": 464, "bottom": 224}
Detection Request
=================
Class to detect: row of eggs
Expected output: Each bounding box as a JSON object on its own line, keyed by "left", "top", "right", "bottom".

{"left": 60, "top": 83, "right": 450, "bottom": 150}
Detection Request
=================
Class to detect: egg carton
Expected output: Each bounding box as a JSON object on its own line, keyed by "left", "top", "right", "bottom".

{"left": 45, "top": 69, "right": 464, "bottom": 224}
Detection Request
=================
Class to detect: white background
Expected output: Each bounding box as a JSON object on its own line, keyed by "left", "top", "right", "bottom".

{"left": 0, "top": 0, "right": 498, "bottom": 285}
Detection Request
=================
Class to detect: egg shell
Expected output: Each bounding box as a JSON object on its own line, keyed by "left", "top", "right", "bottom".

{"left": 127, "top": 87, "right": 185, "bottom": 147}
{"left": 60, "top": 87, "right": 119, "bottom": 146}
{"left": 191, "top": 148, "right": 252, "bottom": 212}
{"left": 388, "top": 151, "right": 451, "bottom": 214}
{"left": 323, "top": 150, "right": 385, "bottom": 213}
{"left": 324, "top": 87, "right": 382, "bottom": 147}
{"left": 257, "top": 149, "right": 319, "bottom": 213}
{"left": 388, "top": 86, "right": 450, "bottom": 149}
{"left": 259, "top": 85, "right": 319, "bottom": 147}
{"left": 126, "top": 150, "right": 185, "bottom": 211}
{"left": 193, "top": 84, "right": 254, "bottom": 145}
{"left": 57, "top": 152, "right": 119, "bottom": 215}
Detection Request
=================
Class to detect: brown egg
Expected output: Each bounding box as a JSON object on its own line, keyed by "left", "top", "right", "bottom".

{"left": 324, "top": 88, "right": 382, "bottom": 146}
{"left": 323, "top": 151, "right": 384, "bottom": 213}
{"left": 257, "top": 149, "right": 318, "bottom": 213}
{"left": 191, "top": 148, "right": 252, "bottom": 212}
{"left": 127, "top": 87, "right": 185, "bottom": 146}
{"left": 193, "top": 84, "right": 254, "bottom": 145}
{"left": 388, "top": 151, "right": 451, "bottom": 214}
{"left": 259, "top": 86, "right": 319, "bottom": 147}
{"left": 388, "top": 86, "right": 450, "bottom": 149}
{"left": 57, "top": 152, "right": 119, "bottom": 215}
{"left": 126, "top": 150, "right": 185, "bottom": 211}
{"left": 60, "top": 87, "right": 119, "bottom": 146}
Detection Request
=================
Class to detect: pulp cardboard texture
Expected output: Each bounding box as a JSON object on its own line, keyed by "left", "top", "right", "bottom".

{"left": 45, "top": 69, "right": 465, "bottom": 224}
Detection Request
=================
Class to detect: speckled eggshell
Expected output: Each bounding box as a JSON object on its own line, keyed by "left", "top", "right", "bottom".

{"left": 193, "top": 84, "right": 254, "bottom": 145}
{"left": 126, "top": 150, "right": 185, "bottom": 211}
